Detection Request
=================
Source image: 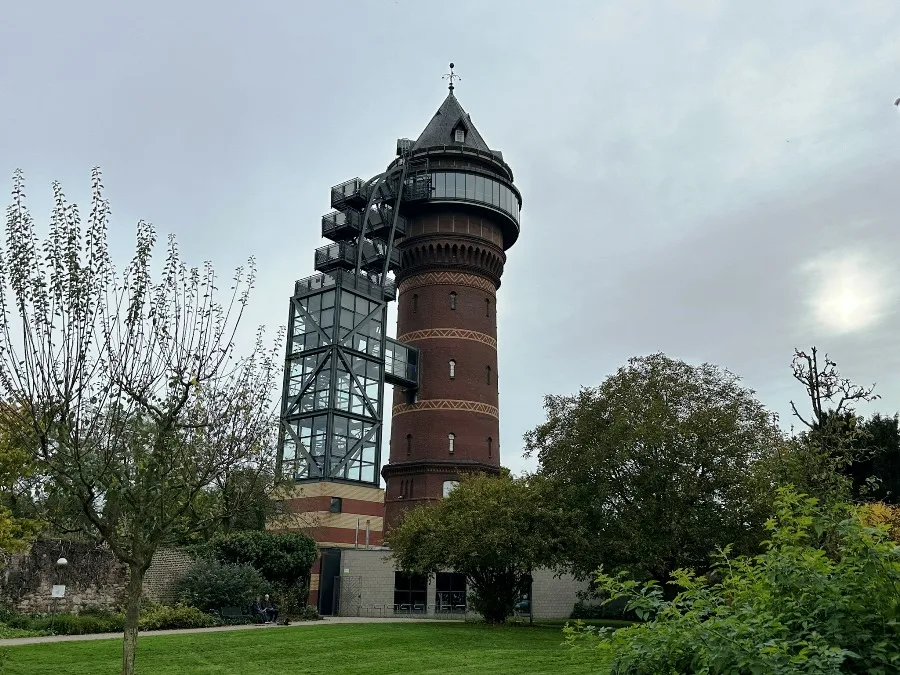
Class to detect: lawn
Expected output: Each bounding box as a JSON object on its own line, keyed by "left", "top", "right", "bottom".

{"left": 3, "top": 622, "right": 597, "bottom": 674}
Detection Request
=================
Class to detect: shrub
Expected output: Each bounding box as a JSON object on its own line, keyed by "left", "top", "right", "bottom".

{"left": 295, "top": 604, "right": 321, "bottom": 622}
{"left": 571, "top": 598, "right": 637, "bottom": 622}
{"left": 6, "top": 611, "right": 124, "bottom": 635}
{"left": 209, "top": 530, "right": 317, "bottom": 587}
{"left": 138, "top": 604, "right": 218, "bottom": 631}
{"left": 175, "top": 559, "right": 269, "bottom": 613}
{"left": 566, "top": 488, "right": 900, "bottom": 674}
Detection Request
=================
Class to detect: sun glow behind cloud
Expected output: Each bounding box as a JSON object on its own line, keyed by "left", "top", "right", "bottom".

{"left": 803, "top": 250, "right": 896, "bottom": 335}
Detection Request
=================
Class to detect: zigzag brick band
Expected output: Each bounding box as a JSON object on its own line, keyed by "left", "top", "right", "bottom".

{"left": 397, "top": 328, "right": 497, "bottom": 349}
{"left": 392, "top": 399, "right": 500, "bottom": 419}
{"left": 398, "top": 271, "right": 496, "bottom": 295}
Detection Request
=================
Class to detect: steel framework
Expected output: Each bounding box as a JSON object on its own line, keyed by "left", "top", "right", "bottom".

{"left": 276, "top": 146, "right": 422, "bottom": 485}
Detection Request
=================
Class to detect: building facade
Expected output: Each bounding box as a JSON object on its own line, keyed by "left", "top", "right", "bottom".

{"left": 382, "top": 90, "right": 522, "bottom": 527}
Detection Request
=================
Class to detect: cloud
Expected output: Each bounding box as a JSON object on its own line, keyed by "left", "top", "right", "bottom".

{"left": 802, "top": 250, "right": 899, "bottom": 335}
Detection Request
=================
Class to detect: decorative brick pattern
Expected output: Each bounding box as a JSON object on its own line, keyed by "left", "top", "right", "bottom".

{"left": 143, "top": 548, "right": 195, "bottom": 604}
{"left": 398, "top": 271, "right": 496, "bottom": 295}
{"left": 392, "top": 399, "right": 499, "bottom": 419}
{"left": 397, "top": 328, "right": 497, "bottom": 349}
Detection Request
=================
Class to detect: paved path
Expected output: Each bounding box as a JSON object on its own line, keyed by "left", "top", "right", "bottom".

{"left": 0, "top": 616, "right": 459, "bottom": 647}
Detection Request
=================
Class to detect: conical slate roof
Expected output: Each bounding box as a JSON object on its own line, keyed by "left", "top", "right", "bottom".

{"left": 412, "top": 92, "right": 492, "bottom": 152}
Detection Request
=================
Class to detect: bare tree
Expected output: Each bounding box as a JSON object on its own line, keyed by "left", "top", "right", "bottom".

{"left": 0, "top": 170, "right": 282, "bottom": 674}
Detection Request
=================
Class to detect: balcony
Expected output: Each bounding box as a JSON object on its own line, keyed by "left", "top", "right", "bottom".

{"left": 331, "top": 178, "right": 368, "bottom": 210}
{"left": 294, "top": 269, "right": 396, "bottom": 302}
{"left": 385, "top": 338, "right": 419, "bottom": 389}
{"left": 321, "top": 209, "right": 364, "bottom": 242}
{"left": 314, "top": 241, "right": 400, "bottom": 276}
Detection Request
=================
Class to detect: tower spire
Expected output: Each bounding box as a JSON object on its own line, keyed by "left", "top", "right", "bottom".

{"left": 442, "top": 62, "right": 460, "bottom": 93}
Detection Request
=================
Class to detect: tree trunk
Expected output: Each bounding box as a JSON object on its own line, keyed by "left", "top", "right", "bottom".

{"left": 122, "top": 564, "right": 144, "bottom": 675}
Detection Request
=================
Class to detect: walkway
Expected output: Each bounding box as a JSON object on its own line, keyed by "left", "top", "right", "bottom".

{"left": 0, "top": 616, "right": 459, "bottom": 647}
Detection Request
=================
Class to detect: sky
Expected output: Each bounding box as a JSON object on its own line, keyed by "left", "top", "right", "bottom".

{"left": 1, "top": 0, "right": 899, "bottom": 478}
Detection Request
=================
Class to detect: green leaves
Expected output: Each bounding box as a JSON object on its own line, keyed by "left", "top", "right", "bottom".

{"left": 525, "top": 353, "right": 780, "bottom": 582}
{"left": 386, "top": 473, "right": 559, "bottom": 623}
{"left": 568, "top": 489, "right": 900, "bottom": 674}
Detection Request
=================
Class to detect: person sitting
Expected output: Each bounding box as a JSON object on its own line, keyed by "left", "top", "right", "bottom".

{"left": 263, "top": 594, "right": 279, "bottom": 624}
{"left": 252, "top": 597, "right": 269, "bottom": 623}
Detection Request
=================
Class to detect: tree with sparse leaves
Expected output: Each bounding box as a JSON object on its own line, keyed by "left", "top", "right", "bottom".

{"left": 0, "top": 170, "right": 282, "bottom": 675}
{"left": 385, "top": 473, "right": 562, "bottom": 624}
{"left": 525, "top": 353, "right": 781, "bottom": 585}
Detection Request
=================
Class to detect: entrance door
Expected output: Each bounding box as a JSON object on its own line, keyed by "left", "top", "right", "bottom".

{"left": 318, "top": 549, "right": 341, "bottom": 616}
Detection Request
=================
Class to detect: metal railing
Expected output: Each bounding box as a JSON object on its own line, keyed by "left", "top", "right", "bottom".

{"left": 294, "top": 269, "right": 396, "bottom": 301}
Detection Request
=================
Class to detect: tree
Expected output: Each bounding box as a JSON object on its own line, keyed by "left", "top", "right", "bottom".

{"left": 0, "top": 171, "right": 281, "bottom": 674}
{"left": 845, "top": 413, "right": 900, "bottom": 503}
{"left": 566, "top": 489, "right": 900, "bottom": 674}
{"left": 525, "top": 353, "right": 780, "bottom": 584}
{"left": 208, "top": 529, "right": 317, "bottom": 588}
{"left": 385, "top": 473, "right": 560, "bottom": 623}
{"left": 0, "top": 411, "right": 42, "bottom": 555}
{"left": 781, "top": 347, "right": 879, "bottom": 504}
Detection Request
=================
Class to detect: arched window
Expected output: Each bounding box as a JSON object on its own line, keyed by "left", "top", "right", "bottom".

{"left": 443, "top": 480, "right": 459, "bottom": 497}
{"left": 449, "top": 359, "right": 456, "bottom": 379}
{"left": 406, "top": 434, "right": 412, "bottom": 456}
{"left": 488, "top": 437, "right": 493, "bottom": 458}
{"left": 409, "top": 478, "right": 414, "bottom": 497}
{"left": 486, "top": 298, "right": 491, "bottom": 317}
{"left": 413, "top": 294, "right": 418, "bottom": 313}
{"left": 486, "top": 365, "right": 492, "bottom": 385}
{"left": 448, "top": 433, "right": 455, "bottom": 454}
{"left": 449, "top": 292, "right": 457, "bottom": 310}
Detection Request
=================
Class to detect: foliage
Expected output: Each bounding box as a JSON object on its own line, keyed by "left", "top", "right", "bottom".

{"left": 782, "top": 347, "right": 879, "bottom": 505}
{"left": 845, "top": 414, "right": 900, "bottom": 503}
{"left": 0, "top": 171, "right": 281, "bottom": 674}
{"left": 570, "top": 599, "right": 636, "bottom": 622}
{"left": 137, "top": 603, "right": 218, "bottom": 630}
{"left": 209, "top": 530, "right": 317, "bottom": 588}
{"left": 0, "top": 623, "right": 47, "bottom": 639}
{"left": 386, "top": 473, "right": 561, "bottom": 623}
{"left": 565, "top": 488, "right": 900, "bottom": 674}
{"left": 175, "top": 559, "right": 269, "bottom": 613}
{"left": 3, "top": 623, "right": 598, "bottom": 675}
{"left": 295, "top": 604, "right": 322, "bottom": 621}
{"left": 525, "top": 353, "right": 780, "bottom": 583}
{"left": 859, "top": 501, "right": 900, "bottom": 542}
{"left": 0, "top": 416, "right": 42, "bottom": 557}
{"left": 6, "top": 610, "right": 124, "bottom": 635}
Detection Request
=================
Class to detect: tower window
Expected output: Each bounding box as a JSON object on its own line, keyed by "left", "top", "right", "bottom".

{"left": 406, "top": 434, "right": 412, "bottom": 456}
{"left": 486, "top": 365, "right": 491, "bottom": 385}
{"left": 413, "top": 294, "right": 418, "bottom": 313}
{"left": 448, "top": 433, "right": 455, "bottom": 454}
{"left": 454, "top": 129, "right": 465, "bottom": 143}
{"left": 449, "top": 292, "right": 457, "bottom": 310}
{"left": 488, "top": 437, "right": 493, "bottom": 458}
{"left": 486, "top": 298, "right": 490, "bottom": 317}
{"left": 449, "top": 359, "right": 456, "bottom": 379}
{"left": 330, "top": 497, "right": 343, "bottom": 513}
{"left": 443, "top": 480, "right": 459, "bottom": 497}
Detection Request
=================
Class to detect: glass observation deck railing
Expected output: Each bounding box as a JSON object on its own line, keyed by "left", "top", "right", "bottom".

{"left": 314, "top": 241, "right": 401, "bottom": 275}
{"left": 294, "top": 269, "right": 396, "bottom": 302}
{"left": 330, "top": 178, "right": 367, "bottom": 210}
{"left": 403, "top": 171, "right": 520, "bottom": 223}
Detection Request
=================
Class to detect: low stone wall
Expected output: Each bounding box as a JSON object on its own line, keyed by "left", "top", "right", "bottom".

{"left": 0, "top": 539, "right": 127, "bottom": 614}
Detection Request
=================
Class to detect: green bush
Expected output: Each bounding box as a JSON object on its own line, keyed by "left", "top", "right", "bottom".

{"left": 566, "top": 488, "right": 900, "bottom": 674}
{"left": 175, "top": 559, "right": 269, "bottom": 613}
{"left": 295, "top": 604, "right": 321, "bottom": 621}
{"left": 0, "top": 623, "right": 47, "bottom": 639}
{"left": 209, "top": 530, "right": 317, "bottom": 588}
{"left": 6, "top": 611, "right": 124, "bottom": 635}
{"left": 571, "top": 598, "right": 637, "bottom": 622}
{"left": 138, "top": 604, "right": 219, "bottom": 631}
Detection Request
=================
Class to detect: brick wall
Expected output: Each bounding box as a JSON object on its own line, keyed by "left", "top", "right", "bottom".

{"left": 531, "top": 569, "right": 588, "bottom": 620}
{"left": 142, "top": 548, "right": 195, "bottom": 604}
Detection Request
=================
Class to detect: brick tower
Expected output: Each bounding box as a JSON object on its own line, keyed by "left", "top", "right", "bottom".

{"left": 382, "top": 83, "right": 522, "bottom": 527}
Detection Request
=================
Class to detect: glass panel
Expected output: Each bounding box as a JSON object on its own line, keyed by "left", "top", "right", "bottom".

{"left": 465, "top": 173, "right": 475, "bottom": 200}
{"left": 445, "top": 172, "right": 455, "bottom": 197}
{"left": 475, "top": 175, "right": 485, "bottom": 202}
{"left": 455, "top": 173, "right": 465, "bottom": 199}
{"left": 434, "top": 172, "right": 445, "bottom": 198}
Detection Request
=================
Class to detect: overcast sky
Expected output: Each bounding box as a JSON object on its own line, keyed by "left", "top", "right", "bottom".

{"left": 2, "top": 0, "right": 899, "bottom": 477}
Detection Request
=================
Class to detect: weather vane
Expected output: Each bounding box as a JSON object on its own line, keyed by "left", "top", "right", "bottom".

{"left": 443, "top": 62, "right": 461, "bottom": 92}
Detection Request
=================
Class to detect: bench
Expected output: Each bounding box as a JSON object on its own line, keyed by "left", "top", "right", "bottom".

{"left": 219, "top": 606, "right": 256, "bottom": 623}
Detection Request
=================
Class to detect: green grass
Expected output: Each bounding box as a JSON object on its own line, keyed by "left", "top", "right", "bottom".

{"left": 4, "top": 622, "right": 596, "bottom": 674}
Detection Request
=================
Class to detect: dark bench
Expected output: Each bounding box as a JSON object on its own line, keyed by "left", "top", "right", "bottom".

{"left": 219, "top": 606, "right": 256, "bottom": 623}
